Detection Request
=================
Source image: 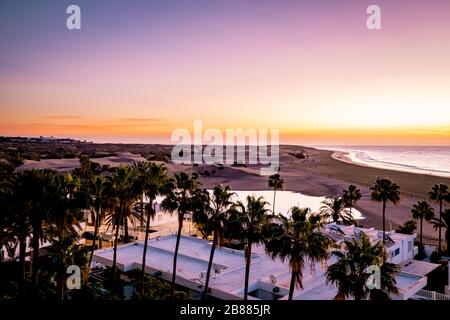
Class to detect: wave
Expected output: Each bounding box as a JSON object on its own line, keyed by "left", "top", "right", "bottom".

{"left": 326, "top": 146, "right": 450, "bottom": 178}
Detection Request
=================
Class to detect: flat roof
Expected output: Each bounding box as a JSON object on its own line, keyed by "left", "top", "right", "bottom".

{"left": 93, "top": 229, "right": 433, "bottom": 300}
{"left": 399, "top": 259, "right": 441, "bottom": 277}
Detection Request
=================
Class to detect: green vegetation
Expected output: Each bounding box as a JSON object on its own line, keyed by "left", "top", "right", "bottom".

{"left": 1, "top": 157, "right": 448, "bottom": 301}
{"left": 326, "top": 234, "right": 399, "bottom": 300}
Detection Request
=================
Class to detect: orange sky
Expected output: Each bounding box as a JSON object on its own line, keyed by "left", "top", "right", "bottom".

{"left": 1, "top": 1, "right": 450, "bottom": 145}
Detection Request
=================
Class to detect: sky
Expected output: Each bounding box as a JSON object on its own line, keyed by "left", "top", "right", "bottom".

{"left": 1, "top": 0, "right": 450, "bottom": 145}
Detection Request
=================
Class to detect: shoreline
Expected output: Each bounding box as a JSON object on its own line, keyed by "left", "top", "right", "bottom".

{"left": 331, "top": 149, "right": 450, "bottom": 179}
{"left": 4, "top": 142, "right": 450, "bottom": 245}
{"left": 198, "top": 145, "right": 450, "bottom": 243}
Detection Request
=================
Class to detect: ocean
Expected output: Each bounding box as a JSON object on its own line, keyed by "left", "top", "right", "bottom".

{"left": 317, "top": 146, "right": 450, "bottom": 178}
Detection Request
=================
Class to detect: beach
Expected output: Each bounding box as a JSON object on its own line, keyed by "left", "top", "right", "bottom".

{"left": 12, "top": 143, "right": 450, "bottom": 243}
{"left": 192, "top": 145, "right": 450, "bottom": 243}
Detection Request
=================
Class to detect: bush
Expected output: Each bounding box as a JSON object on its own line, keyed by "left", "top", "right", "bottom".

{"left": 430, "top": 250, "right": 441, "bottom": 263}
{"left": 133, "top": 275, "right": 188, "bottom": 300}
{"left": 395, "top": 220, "right": 416, "bottom": 235}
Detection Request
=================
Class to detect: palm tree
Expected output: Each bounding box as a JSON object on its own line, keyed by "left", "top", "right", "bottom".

{"left": 46, "top": 173, "right": 87, "bottom": 300}
{"left": 232, "top": 195, "right": 269, "bottom": 300}
{"left": 319, "top": 197, "right": 355, "bottom": 226}
{"left": 135, "top": 162, "right": 168, "bottom": 294}
{"left": 1, "top": 172, "right": 31, "bottom": 296}
{"left": 44, "top": 232, "right": 89, "bottom": 301}
{"left": 87, "top": 176, "right": 109, "bottom": 271}
{"left": 430, "top": 209, "right": 450, "bottom": 256}
{"left": 192, "top": 185, "right": 235, "bottom": 300}
{"left": 0, "top": 181, "right": 17, "bottom": 263}
{"left": 326, "top": 234, "right": 399, "bottom": 300}
{"left": 161, "top": 171, "right": 199, "bottom": 298}
{"left": 264, "top": 207, "right": 332, "bottom": 300}
{"left": 429, "top": 183, "right": 449, "bottom": 253}
{"left": 342, "top": 185, "right": 362, "bottom": 216}
{"left": 370, "top": 177, "right": 400, "bottom": 245}
{"left": 268, "top": 174, "right": 283, "bottom": 214}
{"left": 104, "top": 165, "right": 141, "bottom": 297}
{"left": 5, "top": 169, "right": 55, "bottom": 293}
{"left": 131, "top": 161, "right": 150, "bottom": 228}
{"left": 411, "top": 201, "right": 434, "bottom": 247}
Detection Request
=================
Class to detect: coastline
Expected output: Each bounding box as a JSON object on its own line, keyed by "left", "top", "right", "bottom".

{"left": 198, "top": 145, "right": 450, "bottom": 244}
{"left": 5, "top": 142, "right": 449, "bottom": 244}
{"left": 330, "top": 149, "right": 450, "bottom": 178}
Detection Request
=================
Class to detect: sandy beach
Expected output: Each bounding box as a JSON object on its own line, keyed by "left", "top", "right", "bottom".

{"left": 187, "top": 145, "right": 450, "bottom": 243}
{"left": 13, "top": 143, "right": 450, "bottom": 244}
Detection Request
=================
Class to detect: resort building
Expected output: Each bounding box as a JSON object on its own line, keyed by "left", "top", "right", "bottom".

{"left": 92, "top": 223, "right": 441, "bottom": 300}
{"left": 1, "top": 222, "right": 87, "bottom": 262}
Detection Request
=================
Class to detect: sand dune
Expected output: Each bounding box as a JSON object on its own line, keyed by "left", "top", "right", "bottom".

{"left": 17, "top": 152, "right": 147, "bottom": 172}
{"left": 14, "top": 145, "right": 449, "bottom": 244}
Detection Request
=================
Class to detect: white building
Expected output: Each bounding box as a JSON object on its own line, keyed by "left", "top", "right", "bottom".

{"left": 1, "top": 222, "right": 86, "bottom": 262}
{"left": 92, "top": 223, "right": 440, "bottom": 300}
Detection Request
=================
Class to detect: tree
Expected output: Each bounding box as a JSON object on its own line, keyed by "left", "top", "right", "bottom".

{"left": 0, "top": 185, "right": 16, "bottom": 263}
{"left": 370, "top": 177, "right": 400, "bottom": 245}
{"left": 46, "top": 173, "right": 87, "bottom": 300}
{"left": 264, "top": 207, "right": 332, "bottom": 300}
{"left": 342, "top": 185, "right": 362, "bottom": 216}
{"left": 0, "top": 172, "right": 31, "bottom": 297}
{"left": 104, "top": 165, "right": 141, "bottom": 297}
{"left": 87, "top": 176, "right": 109, "bottom": 272}
{"left": 161, "top": 172, "right": 199, "bottom": 298}
{"left": 319, "top": 197, "right": 355, "bottom": 226}
{"left": 73, "top": 156, "right": 98, "bottom": 183}
{"left": 192, "top": 185, "right": 235, "bottom": 300}
{"left": 430, "top": 209, "right": 450, "bottom": 256}
{"left": 411, "top": 201, "right": 434, "bottom": 246}
{"left": 43, "top": 232, "right": 89, "bottom": 301}
{"left": 131, "top": 161, "right": 150, "bottom": 228}
{"left": 134, "top": 162, "right": 168, "bottom": 295}
{"left": 268, "top": 174, "right": 284, "bottom": 214}
{"left": 326, "top": 234, "right": 399, "bottom": 300}
{"left": 232, "top": 195, "right": 269, "bottom": 300}
{"left": 4, "top": 169, "right": 55, "bottom": 293}
{"left": 429, "top": 183, "right": 449, "bottom": 253}
{"left": 395, "top": 220, "right": 416, "bottom": 235}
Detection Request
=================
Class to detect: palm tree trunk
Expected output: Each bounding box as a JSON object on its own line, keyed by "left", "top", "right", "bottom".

{"left": 243, "top": 242, "right": 252, "bottom": 300}
{"left": 140, "top": 194, "right": 144, "bottom": 228}
{"left": 272, "top": 188, "right": 276, "bottom": 214}
{"left": 203, "top": 226, "right": 218, "bottom": 300}
{"left": 438, "top": 200, "right": 442, "bottom": 253}
{"left": 171, "top": 217, "right": 183, "bottom": 299}
{"left": 18, "top": 232, "right": 26, "bottom": 298}
{"left": 56, "top": 273, "right": 65, "bottom": 301}
{"left": 446, "top": 230, "right": 450, "bottom": 257}
{"left": 89, "top": 206, "right": 101, "bottom": 273}
{"left": 420, "top": 216, "right": 423, "bottom": 246}
{"left": 124, "top": 215, "right": 129, "bottom": 244}
{"left": 140, "top": 200, "right": 153, "bottom": 295}
{"left": 111, "top": 217, "right": 121, "bottom": 298}
{"left": 31, "top": 225, "right": 40, "bottom": 292}
{"left": 288, "top": 270, "right": 297, "bottom": 300}
{"left": 382, "top": 200, "right": 386, "bottom": 245}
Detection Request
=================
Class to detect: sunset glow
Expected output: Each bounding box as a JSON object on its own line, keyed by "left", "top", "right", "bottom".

{"left": 1, "top": 0, "right": 450, "bottom": 145}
